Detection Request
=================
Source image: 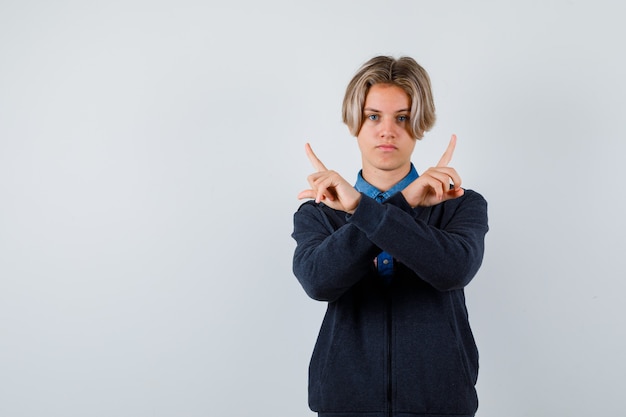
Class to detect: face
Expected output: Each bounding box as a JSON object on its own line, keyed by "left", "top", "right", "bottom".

{"left": 357, "top": 83, "right": 415, "bottom": 181}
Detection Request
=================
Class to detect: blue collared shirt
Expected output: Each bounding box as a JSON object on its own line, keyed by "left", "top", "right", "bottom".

{"left": 354, "top": 164, "right": 419, "bottom": 280}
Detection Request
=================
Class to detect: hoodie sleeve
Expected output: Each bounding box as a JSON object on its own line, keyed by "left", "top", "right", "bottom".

{"left": 347, "top": 189, "right": 489, "bottom": 291}
{"left": 291, "top": 200, "right": 380, "bottom": 302}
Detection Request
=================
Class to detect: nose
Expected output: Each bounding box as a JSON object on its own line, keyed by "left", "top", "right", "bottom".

{"left": 379, "top": 117, "right": 396, "bottom": 138}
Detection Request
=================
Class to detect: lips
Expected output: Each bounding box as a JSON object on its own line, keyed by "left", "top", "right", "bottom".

{"left": 376, "top": 144, "right": 397, "bottom": 151}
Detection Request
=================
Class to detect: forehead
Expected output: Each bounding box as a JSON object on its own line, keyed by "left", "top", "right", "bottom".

{"left": 364, "top": 83, "right": 410, "bottom": 109}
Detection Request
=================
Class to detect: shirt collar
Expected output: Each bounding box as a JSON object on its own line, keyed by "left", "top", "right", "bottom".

{"left": 354, "top": 163, "right": 419, "bottom": 202}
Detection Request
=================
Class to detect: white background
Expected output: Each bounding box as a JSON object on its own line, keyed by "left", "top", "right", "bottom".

{"left": 1, "top": 1, "right": 624, "bottom": 416}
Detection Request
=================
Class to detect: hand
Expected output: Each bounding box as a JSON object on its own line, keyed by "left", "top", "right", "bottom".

{"left": 297, "top": 143, "right": 362, "bottom": 213}
{"left": 401, "top": 134, "right": 465, "bottom": 207}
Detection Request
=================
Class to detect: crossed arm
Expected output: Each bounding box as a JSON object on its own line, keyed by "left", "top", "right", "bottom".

{"left": 292, "top": 189, "right": 488, "bottom": 301}
{"left": 293, "top": 136, "right": 488, "bottom": 301}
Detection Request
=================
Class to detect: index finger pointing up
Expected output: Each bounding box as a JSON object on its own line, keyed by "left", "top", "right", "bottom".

{"left": 305, "top": 143, "right": 328, "bottom": 172}
{"left": 436, "top": 134, "right": 457, "bottom": 167}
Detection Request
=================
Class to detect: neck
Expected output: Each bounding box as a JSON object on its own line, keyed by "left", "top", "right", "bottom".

{"left": 361, "top": 165, "right": 411, "bottom": 192}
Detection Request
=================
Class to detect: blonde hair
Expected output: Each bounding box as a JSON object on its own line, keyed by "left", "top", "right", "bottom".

{"left": 342, "top": 56, "right": 436, "bottom": 139}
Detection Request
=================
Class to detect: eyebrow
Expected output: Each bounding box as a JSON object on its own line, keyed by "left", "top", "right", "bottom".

{"left": 363, "top": 107, "right": 411, "bottom": 113}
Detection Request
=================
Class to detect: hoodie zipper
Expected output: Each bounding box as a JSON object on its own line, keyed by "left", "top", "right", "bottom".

{"left": 386, "top": 289, "right": 393, "bottom": 417}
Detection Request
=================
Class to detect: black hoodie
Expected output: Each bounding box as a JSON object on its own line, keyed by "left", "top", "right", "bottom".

{"left": 292, "top": 189, "right": 488, "bottom": 417}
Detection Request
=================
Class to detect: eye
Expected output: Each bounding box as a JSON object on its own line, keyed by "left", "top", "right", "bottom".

{"left": 366, "top": 114, "right": 379, "bottom": 121}
{"left": 397, "top": 115, "right": 408, "bottom": 122}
